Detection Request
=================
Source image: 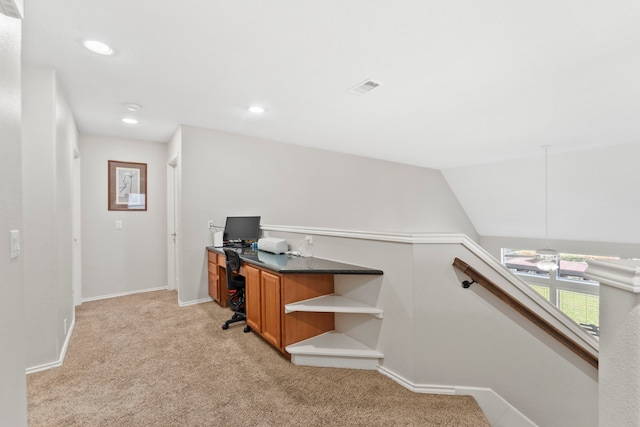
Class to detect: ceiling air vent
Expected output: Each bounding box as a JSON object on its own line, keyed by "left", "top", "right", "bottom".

{"left": 0, "top": 0, "right": 23, "bottom": 19}
{"left": 349, "top": 79, "right": 383, "bottom": 95}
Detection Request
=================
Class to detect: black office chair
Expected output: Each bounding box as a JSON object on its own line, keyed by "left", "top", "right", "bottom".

{"left": 221, "top": 249, "right": 251, "bottom": 332}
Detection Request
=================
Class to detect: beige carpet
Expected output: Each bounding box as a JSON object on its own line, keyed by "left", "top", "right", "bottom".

{"left": 27, "top": 290, "right": 490, "bottom": 426}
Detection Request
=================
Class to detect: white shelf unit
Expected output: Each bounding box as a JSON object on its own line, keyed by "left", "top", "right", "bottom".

{"left": 286, "top": 331, "right": 384, "bottom": 370}
{"left": 284, "top": 294, "right": 383, "bottom": 318}
{"left": 284, "top": 293, "right": 384, "bottom": 370}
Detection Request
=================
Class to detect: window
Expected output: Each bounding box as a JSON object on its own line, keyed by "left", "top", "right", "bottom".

{"left": 529, "top": 284, "right": 550, "bottom": 301}
{"left": 501, "top": 248, "right": 619, "bottom": 333}
{"left": 502, "top": 249, "right": 550, "bottom": 279}
{"left": 558, "top": 290, "right": 599, "bottom": 327}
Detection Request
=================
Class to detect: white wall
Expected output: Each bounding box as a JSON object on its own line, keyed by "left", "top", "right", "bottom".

{"left": 0, "top": 11, "right": 28, "bottom": 426}
{"left": 412, "top": 242, "right": 597, "bottom": 427}
{"left": 177, "top": 125, "right": 477, "bottom": 303}
{"left": 443, "top": 143, "right": 640, "bottom": 255}
{"left": 262, "top": 228, "right": 598, "bottom": 426}
{"left": 80, "top": 134, "right": 167, "bottom": 299}
{"left": 21, "top": 64, "right": 77, "bottom": 369}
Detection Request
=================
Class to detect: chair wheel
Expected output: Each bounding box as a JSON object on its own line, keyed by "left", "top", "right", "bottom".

{"left": 244, "top": 326, "right": 252, "bottom": 333}
{"left": 222, "top": 324, "right": 229, "bottom": 330}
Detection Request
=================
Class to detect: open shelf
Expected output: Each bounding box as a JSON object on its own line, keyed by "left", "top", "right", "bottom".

{"left": 284, "top": 294, "right": 383, "bottom": 318}
{"left": 286, "top": 331, "right": 384, "bottom": 370}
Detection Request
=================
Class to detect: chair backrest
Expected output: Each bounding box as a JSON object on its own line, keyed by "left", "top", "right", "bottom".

{"left": 224, "top": 249, "right": 243, "bottom": 291}
{"left": 223, "top": 248, "right": 242, "bottom": 273}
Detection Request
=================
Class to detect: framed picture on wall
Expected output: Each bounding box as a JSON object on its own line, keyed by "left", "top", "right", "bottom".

{"left": 108, "top": 160, "right": 147, "bottom": 211}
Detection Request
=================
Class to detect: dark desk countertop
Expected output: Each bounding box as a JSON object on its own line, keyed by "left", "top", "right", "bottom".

{"left": 207, "top": 246, "right": 383, "bottom": 275}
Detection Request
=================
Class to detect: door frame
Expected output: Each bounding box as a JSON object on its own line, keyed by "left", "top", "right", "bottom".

{"left": 167, "top": 154, "right": 181, "bottom": 297}
{"left": 72, "top": 148, "right": 82, "bottom": 306}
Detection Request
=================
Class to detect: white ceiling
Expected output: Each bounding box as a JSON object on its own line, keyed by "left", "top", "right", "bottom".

{"left": 21, "top": 0, "right": 640, "bottom": 170}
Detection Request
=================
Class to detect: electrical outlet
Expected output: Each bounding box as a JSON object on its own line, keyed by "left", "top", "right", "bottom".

{"left": 207, "top": 220, "right": 214, "bottom": 228}
{"left": 9, "top": 230, "right": 20, "bottom": 259}
{"left": 115, "top": 220, "right": 123, "bottom": 230}
{"left": 304, "top": 235, "right": 313, "bottom": 244}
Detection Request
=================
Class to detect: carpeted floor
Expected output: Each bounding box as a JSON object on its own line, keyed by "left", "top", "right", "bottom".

{"left": 27, "top": 290, "right": 490, "bottom": 426}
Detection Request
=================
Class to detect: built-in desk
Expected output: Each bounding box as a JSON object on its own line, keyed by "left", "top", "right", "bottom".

{"left": 206, "top": 246, "right": 383, "bottom": 366}
{"left": 208, "top": 246, "right": 383, "bottom": 275}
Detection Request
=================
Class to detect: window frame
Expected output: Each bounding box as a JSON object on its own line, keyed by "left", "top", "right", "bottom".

{"left": 501, "top": 248, "right": 605, "bottom": 326}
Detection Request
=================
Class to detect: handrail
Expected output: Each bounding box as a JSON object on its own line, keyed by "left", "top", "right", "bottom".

{"left": 453, "top": 257, "right": 598, "bottom": 369}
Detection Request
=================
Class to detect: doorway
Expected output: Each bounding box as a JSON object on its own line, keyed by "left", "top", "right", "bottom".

{"left": 167, "top": 155, "right": 180, "bottom": 297}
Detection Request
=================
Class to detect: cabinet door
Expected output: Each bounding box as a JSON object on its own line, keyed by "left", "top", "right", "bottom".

{"left": 244, "top": 265, "right": 261, "bottom": 332}
{"left": 260, "top": 271, "right": 282, "bottom": 350}
{"left": 208, "top": 262, "right": 220, "bottom": 302}
{"left": 208, "top": 271, "right": 218, "bottom": 300}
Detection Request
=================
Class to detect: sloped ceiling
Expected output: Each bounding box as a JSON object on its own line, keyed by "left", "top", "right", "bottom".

{"left": 443, "top": 143, "right": 640, "bottom": 245}
{"left": 21, "top": 0, "right": 640, "bottom": 170}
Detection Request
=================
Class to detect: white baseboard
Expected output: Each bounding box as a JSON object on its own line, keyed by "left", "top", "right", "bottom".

{"left": 377, "top": 365, "right": 537, "bottom": 427}
{"left": 455, "top": 386, "right": 537, "bottom": 427}
{"left": 378, "top": 366, "right": 456, "bottom": 394}
{"left": 27, "top": 287, "right": 197, "bottom": 374}
{"left": 81, "top": 287, "right": 213, "bottom": 308}
{"left": 81, "top": 286, "right": 168, "bottom": 303}
{"left": 26, "top": 317, "right": 76, "bottom": 375}
{"left": 178, "top": 296, "right": 213, "bottom": 307}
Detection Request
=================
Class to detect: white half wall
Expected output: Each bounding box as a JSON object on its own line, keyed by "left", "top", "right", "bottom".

{"left": 263, "top": 227, "right": 598, "bottom": 426}
{"left": 411, "top": 242, "right": 597, "bottom": 427}
{"left": 80, "top": 134, "right": 167, "bottom": 300}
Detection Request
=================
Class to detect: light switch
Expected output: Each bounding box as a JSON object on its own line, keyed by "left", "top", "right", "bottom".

{"left": 10, "top": 229, "right": 20, "bottom": 259}
{"left": 115, "top": 220, "right": 123, "bottom": 230}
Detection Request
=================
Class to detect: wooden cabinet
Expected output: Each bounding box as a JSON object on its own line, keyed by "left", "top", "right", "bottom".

{"left": 243, "top": 263, "right": 334, "bottom": 354}
{"left": 207, "top": 252, "right": 220, "bottom": 302}
{"left": 207, "top": 252, "right": 227, "bottom": 307}
{"left": 206, "top": 247, "right": 382, "bottom": 365}
{"left": 245, "top": 267, "right": 283, "bottom": 350}
{"left": 261, "top": 271, "right": 282, "bottom": 349}
{"left": 244, "top": 265, "right": 261, "bottom": 332}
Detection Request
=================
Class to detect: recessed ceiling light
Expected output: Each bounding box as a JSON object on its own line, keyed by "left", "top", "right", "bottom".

{"left": 121, "top": 117, "right": 138, "bottom": 125}
{"left": 125, "top": 103, "right": 141, "bottom": 112}
{"left": 83, "top": 40, "right": 113, "bottom": 55}
{"left": 248, "top": 105, "right": 265, "bottom": 114}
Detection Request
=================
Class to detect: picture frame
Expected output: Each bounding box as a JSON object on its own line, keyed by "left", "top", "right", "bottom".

{"left": 108, "top": 160, "right": 147, "bottom": 211}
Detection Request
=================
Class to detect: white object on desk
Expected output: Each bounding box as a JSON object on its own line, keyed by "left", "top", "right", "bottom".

{"left": 257, "top": 250, "right": 288, "bottom": 266}
{"left": 213, "top": 230, "right": 224, "bottom": 247}
{"left": 257, "top": 237, "right": 287, "bottom": 254}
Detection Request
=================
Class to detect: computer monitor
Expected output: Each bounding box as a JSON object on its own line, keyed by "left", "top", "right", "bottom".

{"left": 223, "top": 216, "right": 261, "bottom": 246}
